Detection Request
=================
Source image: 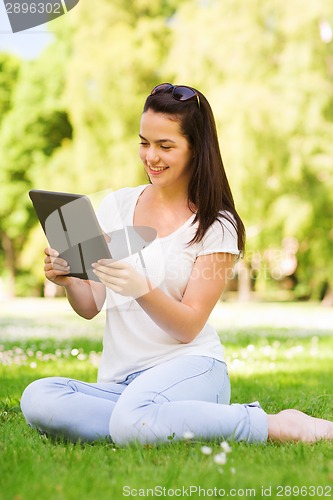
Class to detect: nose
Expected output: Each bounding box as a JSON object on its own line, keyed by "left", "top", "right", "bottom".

{"left": 146, "top": 148, "right": 159, "bottom": 165}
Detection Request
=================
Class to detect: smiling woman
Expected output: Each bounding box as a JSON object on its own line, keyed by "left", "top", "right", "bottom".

{"left": 20, "top": 83, "right": 333, "bottom": 446}
{"left": 136, "top": 112, "right": 195, "bottom": 240}
{"left": 139, "top": 110, "right": 193, "bottom": 191}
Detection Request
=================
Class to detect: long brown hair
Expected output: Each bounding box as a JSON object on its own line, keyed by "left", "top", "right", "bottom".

{"left": 143, "top": 86, "right": 245, "bottom": 254}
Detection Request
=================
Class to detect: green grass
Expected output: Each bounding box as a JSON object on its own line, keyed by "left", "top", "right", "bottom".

{"left": 0, "top": 300, "right": 333, "bottom": 500}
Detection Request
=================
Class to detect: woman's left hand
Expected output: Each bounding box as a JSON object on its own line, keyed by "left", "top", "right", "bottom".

{"left": 92, "top": 259, "right": 150, "bottom": 298}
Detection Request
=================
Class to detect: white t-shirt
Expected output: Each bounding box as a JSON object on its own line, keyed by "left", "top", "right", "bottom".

{"left": 96, "top": 185, "right": 240, "bottom": 382}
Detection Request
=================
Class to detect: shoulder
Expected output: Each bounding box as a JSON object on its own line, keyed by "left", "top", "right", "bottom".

{"left": 98, "top": 185, "right": 147, "bottom": 213}
{"left": 198, "top": 211, "right": 240, "bottom": 256}
{"left": 97, "top": 185, "right": 148, "bottom": 231}
{"left": 217, "top": 211, "right": 238, "bottom": 237}
{"left": 101, "top": 185, "right": 147, "bottom": 205}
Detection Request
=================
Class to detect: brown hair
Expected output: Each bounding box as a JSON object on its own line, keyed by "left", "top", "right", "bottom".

{"left": 143, "top": 87, "right": 245, "bottom": 254}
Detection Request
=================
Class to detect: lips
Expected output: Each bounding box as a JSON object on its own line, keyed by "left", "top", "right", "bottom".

{"left": 148, "top": 166, "right": 169, "bottom": 173}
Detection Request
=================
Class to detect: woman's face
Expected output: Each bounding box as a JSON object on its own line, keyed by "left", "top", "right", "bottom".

{"left": 139, "top": 110, "right": 193, "bottom": 190}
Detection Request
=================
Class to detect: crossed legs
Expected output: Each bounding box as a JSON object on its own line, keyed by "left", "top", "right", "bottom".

{"left": 20, "top": 356, "right": 333, "bottom": 445}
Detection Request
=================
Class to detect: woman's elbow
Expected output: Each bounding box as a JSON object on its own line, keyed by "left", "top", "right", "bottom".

{"left": 77, "top": 308, "right": 100, "bottom": 320}
{"left": 175, "top": 325, "right": 203, "bottom": 344}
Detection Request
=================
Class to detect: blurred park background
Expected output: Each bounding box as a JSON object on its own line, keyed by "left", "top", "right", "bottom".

{"left": 1, "top": 6, "right": 333, "bottom": 496}
{"left": 0, "top": 0, "right": 333, "bottom": 304}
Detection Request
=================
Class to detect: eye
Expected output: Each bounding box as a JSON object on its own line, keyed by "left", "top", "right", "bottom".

{"left": 139, "top": 142, "right": 149, "bottom": 147}
{"left": 161, "top": 145, "right": 171, "bottom": 150}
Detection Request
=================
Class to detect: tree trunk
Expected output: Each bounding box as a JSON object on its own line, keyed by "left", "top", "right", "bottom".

{"left": 321, "top": 285, "right": 333, "bottom": 307}
{"left": 1, "top": 232, "right": 16, "bottom": 298}
{"left": 237, "top": 259, "right": 251, "bottom": 302}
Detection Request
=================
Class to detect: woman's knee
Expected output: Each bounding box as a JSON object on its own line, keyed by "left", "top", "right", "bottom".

{"left": 109, "top": 404, "right": 137, "bottom": 445}
{"left": 109, "top": 395, "right": 157, "bottom": 445}
{"left": 20, "top": 377, "right": 68, "bottom": 425}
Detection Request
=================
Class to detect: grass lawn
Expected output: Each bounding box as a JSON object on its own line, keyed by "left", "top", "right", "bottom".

{"left": 0, "top": 299, "right": 332, "bottom": 500}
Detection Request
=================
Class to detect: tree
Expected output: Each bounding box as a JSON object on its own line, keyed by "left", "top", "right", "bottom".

{"left": 0, "top": 0, "right": 182, "bottom": 296}
{"left": 164, "top": 0, "right": 333, "bottom": 300}
{"left": 0, "top": 53, "right": 20, "bottom": 124}
{"left": 0, "top": 53, "right": 21, "bottom": 297}
{"left": 2, "top": 0, "right": 332, "bottom": 300}
{"left": 61, "top": 0, "right": 180, "bottom": 193}
{"left": 0, "top": 38, "right": 72, "bottom": 296}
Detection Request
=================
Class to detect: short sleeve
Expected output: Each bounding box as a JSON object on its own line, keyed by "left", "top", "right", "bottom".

{"left": 96, "top": 192, "right": 121, "bottom": 234}
{"left": 96, "top": 186, "right": 147, "bottom": 234}
{"left": 197, "top": 212, "right": 240, "bottom": 257}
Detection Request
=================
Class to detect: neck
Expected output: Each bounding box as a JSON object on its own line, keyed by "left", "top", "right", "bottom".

{"left": 150, "top": 184, "right": 189, "bottom": 207}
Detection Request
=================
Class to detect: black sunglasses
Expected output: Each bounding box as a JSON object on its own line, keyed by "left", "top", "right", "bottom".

{"left": 150, "top": 83, "right": 200, "bottom": 108}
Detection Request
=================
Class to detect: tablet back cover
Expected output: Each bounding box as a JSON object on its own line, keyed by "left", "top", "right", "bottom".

{"left": 29, "top": 190, "right": 110, "bottom": 281}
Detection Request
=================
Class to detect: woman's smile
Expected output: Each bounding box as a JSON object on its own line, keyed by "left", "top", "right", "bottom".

{"left": 139, "top": 109, "right": 193, "bottom": 189}
{"left": 147, "top": 165, "right": 169, "bottom": 174}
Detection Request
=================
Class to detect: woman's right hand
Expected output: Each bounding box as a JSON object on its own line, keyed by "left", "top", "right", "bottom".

{"left": 44, "top": 247, "right": 74, "bottom": 287}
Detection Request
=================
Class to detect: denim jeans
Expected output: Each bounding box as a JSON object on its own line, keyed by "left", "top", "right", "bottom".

{"left": 20, "top": 355, "right": 268, "bottom": 444}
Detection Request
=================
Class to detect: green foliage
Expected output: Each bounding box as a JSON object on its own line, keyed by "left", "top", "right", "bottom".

{"left": 0, "top": 36, "right": 72, "bottom": 295}
{"left": 165, "top": 0, "right": 333, "bottom": 299}
{"left": 61, "top": 0, "right": 176, "bottom": 193}
{"left": 0, "top": 53, "right": 20, "bottom": 124}
{"left": 0, "top": 0, "right": 332, "bottom": 298}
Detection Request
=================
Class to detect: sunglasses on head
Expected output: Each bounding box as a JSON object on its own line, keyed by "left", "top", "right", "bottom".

{"left": 150, "top": 83, "right": 200, "bottom": 108}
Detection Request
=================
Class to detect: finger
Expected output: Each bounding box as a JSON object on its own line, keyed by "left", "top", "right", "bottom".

{"left": 43, "top": 254, "right": 64, "bottom": 265}
{"left": 44, "top": 264, "right": 70, "bottom": 275}
{"left": 103, "top": 232, "right": 111, "bottom": 243}
{"left": 52, "top": 257, "right": 69, "bottom": 268}
{"left": 92, "top": 264, "right": 127, "bottom": 281}
{"left": 92, "top": 264, "right": 128, "bottom": 281}
{"left": 91, "top": 262, "right": 112, "bottom": 274}
{"left": 92, "top": 268, "right": 124, "bottom": 286}
{"left": 44, "top": 258, "right": 70, "bottom": 272}
{"left": 95, "top": 259, "right": 126, "bottom": 269}
{"left": 92, "top": 267, "right": 117, "bottom": 281}
{"left": 44, "top": 247, "right": 59, "bottom": 257}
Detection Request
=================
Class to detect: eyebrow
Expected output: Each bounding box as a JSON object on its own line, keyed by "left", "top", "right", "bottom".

{"left": 139, "top": 134, "right": 176, "bottom": 144}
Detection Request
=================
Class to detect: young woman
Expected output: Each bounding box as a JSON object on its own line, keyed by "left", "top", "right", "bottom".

{"left": 21, "top": 83, "right": 333, "bottom": 445}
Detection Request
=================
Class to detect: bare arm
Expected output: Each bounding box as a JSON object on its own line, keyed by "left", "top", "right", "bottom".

{"left": 93, "top": 252, "right": 236, "bottom": 342}
{"left": 64, "top": 278, "right": 105, "bottom": 319}
{"left": 44, "top": 247, "right": 106, "bottom": 319}
{"left": 136, "top": 253, "right": 236, "bottom": 343}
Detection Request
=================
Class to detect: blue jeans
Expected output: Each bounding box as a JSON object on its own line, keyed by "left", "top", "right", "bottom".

{"left": 20, "top": 355, "right": 268, "bottom": 444}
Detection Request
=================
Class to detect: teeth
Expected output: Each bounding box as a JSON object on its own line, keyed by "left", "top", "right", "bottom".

{"left": 150, "top": 166, "right": 168, "bottom": 172}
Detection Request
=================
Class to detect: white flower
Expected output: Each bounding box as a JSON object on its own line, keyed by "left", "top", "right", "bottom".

{"left": 201, "top": 446, "right": 213, "bottom": 455}
{"left": 220, "top": 441, "right": 232, "bottom": 453}
{"left": 183, "top": 431, "right": 195, "bottom": 440}
{"left": 230, "top": 467, "right": 236, "bottom": 474}
{"left": 214, "top": 452, "right": 227, "bottom": 465}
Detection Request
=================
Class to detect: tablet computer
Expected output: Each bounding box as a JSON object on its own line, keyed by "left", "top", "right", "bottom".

{"left": 29, "top": 189, "right": 111, "bottom": 281}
